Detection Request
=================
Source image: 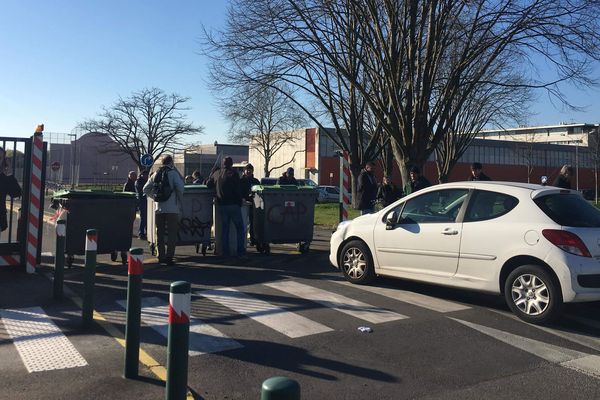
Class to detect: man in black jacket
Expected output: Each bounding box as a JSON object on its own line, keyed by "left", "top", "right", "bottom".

{"left": 240, "top": 164, "right": 260, "bottom": 246}
{"left": 376, "top": 175, "right": 401, "bottom": 207}
{"left": 123, "top": 171, "right": 137, "bottom": 192}
{"left": 277, "top": 167, "right": 298, "bottom": 185}
{"left": 469, "top": 162, "right": 492, "bottom": 181}
{"left": 208, "top": 157, "right": 245, "bottom": 256}
{"left": 403, "top": 166, "right": 431, "bottom": 196}
{"left": 0, "top": 147, "right": 22, "bottom": 238}
{"left": 356, "top": 161, "right": 378, "bottom": 215}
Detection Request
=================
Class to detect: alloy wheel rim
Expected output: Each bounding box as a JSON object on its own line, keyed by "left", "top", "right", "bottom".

{"left": 511, "top": 274, "right": 550, "bottom": 316}
{"left": 342, "top": 247, "right": 366, "bottom": 279}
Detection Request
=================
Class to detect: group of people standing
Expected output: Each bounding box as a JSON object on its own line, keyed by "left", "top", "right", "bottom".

{"left": 130, "top": 155, "right": 261, "bottom": 264}
{"left": 355, "top": 161, "right": 492, "bottom": 215}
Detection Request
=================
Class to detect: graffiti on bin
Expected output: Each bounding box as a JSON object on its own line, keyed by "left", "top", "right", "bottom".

{"left": 179, "top": 216, "right": 211, "bottom": 239}
{"left": 266, "top": 202, "right": 307, "bottom": 225}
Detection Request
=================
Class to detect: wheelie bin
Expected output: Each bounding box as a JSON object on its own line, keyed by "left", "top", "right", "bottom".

{"left": 147, "top": 185, "right": 215, "bottom": 256}
{"left": 52, "top": 190, "right": 137, "bottom": 267}
{"left": 251, "top": 185, "right": 318, "bottom": 254}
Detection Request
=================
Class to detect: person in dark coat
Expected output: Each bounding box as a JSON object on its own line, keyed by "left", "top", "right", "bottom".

{"left": 192, "top": 170, "right": 203, "bottom": 184}
{"left": 469, "top": 162, "right": 492, "bottom": 181}
{"left": 277, "top": 167, "right": 298, "bottom": 185}
{"left": 403, "top": 166, "right": 431, "bottom": 196}
{"left": 240, "top": 163, "right": 260, "bottom": 246}
{"left": 553, "top": 164, "right": 573, "bottom": 189}
{"left": 123, "top": 170, "right": 137, "bottom": 192}
{"left": 207, "top": 157, "right": 245, "bottom": 257}
{"left": 356, "top": 161, "right": 378, "bottom": 215}
{"left": 135, "top": 170, "right": 149, "bottom": 240}
{"left": 376, "top": 175, "right": 401, "bottom": 207}
{"left": 0, "top": 147, "right": 22, "bottom": 238}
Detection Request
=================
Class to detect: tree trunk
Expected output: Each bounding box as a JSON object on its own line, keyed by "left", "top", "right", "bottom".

{"left": 349, "top": 163, "right": 361, "bottom": 209}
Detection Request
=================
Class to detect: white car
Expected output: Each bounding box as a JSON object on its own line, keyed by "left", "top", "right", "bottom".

{"left": 330, "top": 181, "right": 600, "bottom": 324}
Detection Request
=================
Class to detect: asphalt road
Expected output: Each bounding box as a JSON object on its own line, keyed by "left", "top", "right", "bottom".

{"left": 1, "top": 223, "right": 600, "bottom": 399}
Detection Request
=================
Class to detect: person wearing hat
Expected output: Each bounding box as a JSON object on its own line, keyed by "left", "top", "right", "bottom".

{"left": 403, "top": 165, "right": 431, "bottom": 196}
{"left": 277, "top": 167, "right": 298, "bottom": 185}
{"left": 240, "top": 164, "right": 260, "bottom": 246}
{"left": 209, "top": 156, "right": 245, "bottom": 257}
{"left": 356, "top": 161, "right": 378, "bottom": 215}
{"left": 469, "top": 162, "right": 492, "bottom": 181}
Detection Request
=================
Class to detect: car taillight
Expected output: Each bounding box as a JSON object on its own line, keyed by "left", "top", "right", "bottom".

{"left": 542, "top": 229, "right": 592, "bottom": 257}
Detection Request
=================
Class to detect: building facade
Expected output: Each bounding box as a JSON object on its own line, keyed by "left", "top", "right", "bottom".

{"left": 477, "top": 123, "right": 599, "bottom": 146}
{"left": 174, "top": 142, "right": 249, "bottom": 180}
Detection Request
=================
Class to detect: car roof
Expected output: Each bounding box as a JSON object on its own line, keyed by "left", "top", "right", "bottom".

{"left": 415, "top": 181, "right": 577, "bottom": 200}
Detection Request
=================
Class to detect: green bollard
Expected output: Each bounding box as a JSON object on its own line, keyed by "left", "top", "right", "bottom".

{"left": 261, "top": 377, "right": 301, "bottom": 400}
{"left": 124, "top": 247, "right": 144, "bottom": 379}
{"left": 53, "top": 220, "right": 66, "bottom": 300}
{"left": 82, "top": 229, "right": 97, "bottom": 327}
{"left": 165, "top": 281, "right": 191, "bottom": 400}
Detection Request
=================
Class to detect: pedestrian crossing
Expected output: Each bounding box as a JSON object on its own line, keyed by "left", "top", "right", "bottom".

{"left": 2, "top": 278, "right": 600, "bottom": 378}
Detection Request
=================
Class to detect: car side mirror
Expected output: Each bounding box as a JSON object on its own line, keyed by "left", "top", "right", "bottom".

{"left": 386, "top": 211, "right": 398, "bottom": 230}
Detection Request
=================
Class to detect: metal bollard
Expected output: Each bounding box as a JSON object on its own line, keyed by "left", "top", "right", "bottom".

{"left": 124, "top": 248, "right": 144, "bottom": 379}
{"left": 165, "top": 281, "right": 191, "bottom": 400}
{"left": 82, "top": 229, "right": 97, "bottom": 327}
{"left": 261, "top": 377, "right": 301, "bottom": 400}
{"left": 53, "top": 220, "right": 67, "bottom": 300}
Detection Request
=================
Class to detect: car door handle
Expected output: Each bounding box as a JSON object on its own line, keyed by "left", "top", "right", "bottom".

{"left": 442, "top": 228, "right": 459, "bottom": 235}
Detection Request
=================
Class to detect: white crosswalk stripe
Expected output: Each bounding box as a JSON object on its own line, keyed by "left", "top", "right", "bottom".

{"left": 197, "top": 287, "right": 334, "bottom": 338}
{"left": 0, "top": 307, "right": 87, "bottom": 372}
{"left": 116, "top": 297, "right": 242, "bottom": 356}
{"left": 330, "top": 279, "right": 470, "bottom": 313}
{"left": 265, "top": 280, "right": 408, "bottom": 324}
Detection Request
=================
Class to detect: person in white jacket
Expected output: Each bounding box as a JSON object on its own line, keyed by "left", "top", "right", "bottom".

{"left": 143, "top": 154, "right": 184, "bottom": 265}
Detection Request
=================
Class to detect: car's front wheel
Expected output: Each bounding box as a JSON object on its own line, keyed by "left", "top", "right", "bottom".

{"left": 340, "top": 240, "right": 375, "bottom": 284}
{"left": 504, "top": 265, "right": 562, "bottom": 324}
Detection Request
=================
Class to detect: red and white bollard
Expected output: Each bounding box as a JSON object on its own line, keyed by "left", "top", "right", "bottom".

{"left": 25, "top": 124, "right": 44, "bottom": 274}
{"left": 339, "top": 151, "right": 351, "bottom": 222}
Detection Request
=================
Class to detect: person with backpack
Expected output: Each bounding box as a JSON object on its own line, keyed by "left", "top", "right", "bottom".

{"left": 143, "top": 154, "right": 184, "bottom": 265}
{"left": 135, "top": 170, "right": 149, "bottom": 240}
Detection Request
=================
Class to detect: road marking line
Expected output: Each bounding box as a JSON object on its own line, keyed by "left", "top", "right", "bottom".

{"left": 0, "top": 307, "right": 87, "bottom": 372}
{"left": 197, "top": 287, "right": 333, "bottom": 338}
{"left": 265, "top": 280, "right": 408, "bottom": 324}
{"left": 488, "top": 308, "right": 600, "bottom": 353}
{"left": 330, "top": 279, "right": 470, "bottom": 313}
{"left": 117, "top": 297, "right": 243, "bottom": 356}
{"left": 450, "top": 318, "right": 600, "bottom": 379}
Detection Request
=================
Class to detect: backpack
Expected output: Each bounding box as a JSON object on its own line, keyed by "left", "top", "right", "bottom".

{"left": 152, "top": 167, "right": 173, "bottom": 202}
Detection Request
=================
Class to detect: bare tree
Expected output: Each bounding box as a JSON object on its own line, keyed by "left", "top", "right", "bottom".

{"left": 202, "top": 0, "right": 385, "bottom": 205}
{"left": 435, "top": 61, "right": 532, "bottom": 183}
{"left": 222, "top": 83, "right": 307, "bottom": 177}
{"left": 78, "top": 88, "right": 204, "bottom": 171}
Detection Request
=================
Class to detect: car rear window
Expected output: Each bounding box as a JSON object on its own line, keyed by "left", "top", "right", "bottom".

{"left": 534, "top": 194, "right": 600, "bottom": 227}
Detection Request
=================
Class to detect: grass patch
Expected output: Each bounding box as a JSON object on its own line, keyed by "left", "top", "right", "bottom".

{"left": 314, "top": 203, "right": 360, "bottom": 228}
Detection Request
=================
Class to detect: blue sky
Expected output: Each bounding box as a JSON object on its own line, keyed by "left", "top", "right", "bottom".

{"left": 0, "top": 1, "right": 598, "bottom": 143}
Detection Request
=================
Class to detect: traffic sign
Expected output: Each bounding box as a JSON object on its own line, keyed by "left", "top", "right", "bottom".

{"left": 140, "top": 154, "right": 153, "bottom": 167}
{"left": 51, "top": 161, "right": 61, "bottom": 171}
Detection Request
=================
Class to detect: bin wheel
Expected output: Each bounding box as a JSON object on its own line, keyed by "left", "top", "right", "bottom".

{"left": 67, "top": 255, "right": 74, "bottom": 268}
{"left": 201, "top": 244, "right": 208, "bottom": 256}
{"left": 150, "top": 243, "right": 156, "bottom": 256}
{"left": 298, "top": 242, "right": 310, "bottom": 254}
{"left": 257, "top": 243, "right": 270, "bottom": 255}
{"left": 110, "top": 251, "right": 118, "bottom": 262}
{"left": 120, "top": 251, "right": 127, "bottom": 265}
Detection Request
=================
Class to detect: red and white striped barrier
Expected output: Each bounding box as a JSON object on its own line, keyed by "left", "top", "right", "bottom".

{"left": 127, "top": 252, "right": 143, "bottom": 275}
{"left": 25, "top": 125, "right": 44, "bottom": 274}
{"left": 85, "top": 230, "right": 98, "bottom": 252}
{"left": 341, "top": 151, "right": 350, "bottom": 221}
{"left": 169, "top": 290, "right": 191, "bottom": 325}
{"left": 0, "top": 255, "right": 20, "bottom": 266}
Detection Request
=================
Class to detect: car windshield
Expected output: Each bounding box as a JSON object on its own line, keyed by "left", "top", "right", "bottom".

{"left": 534, "top": 193, "right": 600, "bottom": 227}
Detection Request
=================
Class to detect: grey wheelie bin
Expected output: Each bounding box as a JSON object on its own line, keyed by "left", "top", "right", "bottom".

{"left": 52, "top": 190, "right": 137, "bottom": 267}
{"left": 251, "top": 185, "right": 318, "bottom": 254}
{"left": 147, "top": 185, "right": 215, "bottom": 256}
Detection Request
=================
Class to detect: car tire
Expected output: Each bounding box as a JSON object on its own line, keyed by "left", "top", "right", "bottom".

{"left": 504, "top": 264, "right": 563, "bottom": 324}
{"left": 340, "top": 240, "right": 376, "bottom": 284}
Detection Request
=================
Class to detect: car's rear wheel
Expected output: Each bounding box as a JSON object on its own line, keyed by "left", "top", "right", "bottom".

{"left": 504, "top": 265, "right": 562, "bottom": 324}
{"left": 340, "top": 240, "right": 375, "bottom": 284}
